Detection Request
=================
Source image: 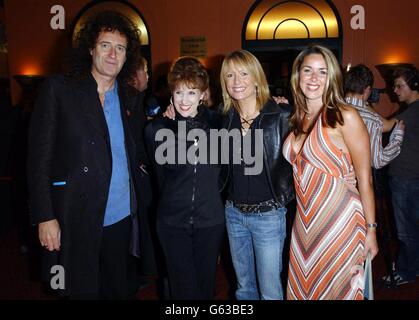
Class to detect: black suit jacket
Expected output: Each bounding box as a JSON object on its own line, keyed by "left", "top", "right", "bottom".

{"left": 27, "top": 74, "right": 156, "bottom": 295}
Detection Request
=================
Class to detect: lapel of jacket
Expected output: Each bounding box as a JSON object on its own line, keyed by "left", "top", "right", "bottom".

{"left": 74, "top": 74, "right": 111, "bottom": 146}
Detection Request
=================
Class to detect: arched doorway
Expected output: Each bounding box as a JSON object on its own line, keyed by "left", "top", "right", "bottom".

{"left": 70, "top": 0, "right": 151, "bottom": 73}
{"left": 242, "top": 0, "right": 343, "bottom": 99}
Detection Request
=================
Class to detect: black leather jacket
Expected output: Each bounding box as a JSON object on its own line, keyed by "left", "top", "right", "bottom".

{"left": 220, "top": 99, "right": 294, "bottom": 207}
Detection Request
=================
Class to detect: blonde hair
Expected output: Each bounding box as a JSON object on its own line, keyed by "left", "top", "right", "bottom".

{"left": 290, "top": 45, "right": 346, "bottom": 136}
{"left": 220, "top": 50, "right": 270, "bottom": 114}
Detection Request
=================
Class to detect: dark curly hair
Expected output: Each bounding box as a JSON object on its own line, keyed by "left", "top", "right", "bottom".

{"left": 67, "top": 11, "right": 141, "bottom": 83}
{"left": 167, "top": 56, "right": 209, "bottom": 92}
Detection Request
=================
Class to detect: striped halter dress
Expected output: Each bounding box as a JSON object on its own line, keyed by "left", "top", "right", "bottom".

{"left": 283, "top": 114, "right": 366, "bottom": 300}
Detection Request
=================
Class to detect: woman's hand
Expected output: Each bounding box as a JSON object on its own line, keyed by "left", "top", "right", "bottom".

{"left": 272, "top": 96, "right": 289, "bottom": 105}
{"left": 163, "top": 104, "right": 176, "bottom": 120}
{"left": 343, "top": 165, "right": 357, "bottom": 187}
{"left": 364, "top": 228, "right": 379, "bottom": 261}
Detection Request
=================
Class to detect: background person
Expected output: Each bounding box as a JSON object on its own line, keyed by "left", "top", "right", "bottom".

{"left": 344, "top": 64, "right": 405, "bottom": 169}
{"left": 383, "top": 66, "right": 419, "bottom": 286}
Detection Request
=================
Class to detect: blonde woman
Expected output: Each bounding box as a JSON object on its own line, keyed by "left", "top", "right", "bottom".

{"left": 219, "top": 50, "right": 294, "bottom": 300}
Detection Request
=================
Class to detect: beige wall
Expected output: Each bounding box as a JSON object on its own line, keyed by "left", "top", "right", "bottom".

{"left": 4, "top": 0, "right": 419, "bottom": 115}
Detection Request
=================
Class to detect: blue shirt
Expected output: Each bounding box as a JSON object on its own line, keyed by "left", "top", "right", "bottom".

{"left": 102, "top": 82, "right": 131, "bottom": 226}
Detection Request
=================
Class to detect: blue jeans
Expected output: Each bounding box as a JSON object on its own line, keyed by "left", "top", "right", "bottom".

{"left": 225, "top": 201, "right": 287, "bottom": 300}
{"left": 389, "top": 176, "right": 419, "bottom": 281}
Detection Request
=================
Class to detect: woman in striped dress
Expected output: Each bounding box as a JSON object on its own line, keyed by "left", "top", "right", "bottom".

{"left": 283, "top": 45, "right": 379, "bottom": 300}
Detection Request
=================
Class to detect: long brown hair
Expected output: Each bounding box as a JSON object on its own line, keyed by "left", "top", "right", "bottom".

{"left": 290, "top": 45, "right": 346, "bottom": 136}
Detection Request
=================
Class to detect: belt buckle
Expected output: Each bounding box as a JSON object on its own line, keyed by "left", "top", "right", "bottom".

{"left": 234, "top": 200, "right": 279, "bottom": 214}
{"left": 236, "top": 202, "right": 258, "bottom": 214}
{"left": 240, "top": 203, "right": 252, "bottom": 213}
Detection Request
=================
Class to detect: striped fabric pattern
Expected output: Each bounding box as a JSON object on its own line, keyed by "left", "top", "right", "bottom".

{"left": 345, "top": 97, "right": 404, "bottom": 169}
{"left": 283, "top": 115, "right": 366, "bottom": 300}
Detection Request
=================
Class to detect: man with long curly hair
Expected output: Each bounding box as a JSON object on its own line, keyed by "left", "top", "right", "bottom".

{"left": 27, "top": 11, "right": 156, "bottom": 299}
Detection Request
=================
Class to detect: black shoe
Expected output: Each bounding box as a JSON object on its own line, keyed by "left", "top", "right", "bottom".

{"left": 382, "top": 271, "right": 414, "bottom": 287}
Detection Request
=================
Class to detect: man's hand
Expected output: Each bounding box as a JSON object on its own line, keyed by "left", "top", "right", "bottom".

{"left": 39, "top": 219, "right": 61, "bottom": 251}
{"left": 395, "top": 119, "right": 405, "bottom": 131}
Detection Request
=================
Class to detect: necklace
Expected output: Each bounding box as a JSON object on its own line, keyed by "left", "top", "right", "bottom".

{"left": 240, "top": 110, "right": 259, "bottom": 123}
{"left": 240, "top": 112, "right": 259, "bottom": 136}
{"left": 240, "top": 116, "right": 257, "bottom": 126}
{"left": 305, "top": 110, "right": 320, "bottom": 120}
{"left": 240, "top": 117, "right": 254, "bottom": 136}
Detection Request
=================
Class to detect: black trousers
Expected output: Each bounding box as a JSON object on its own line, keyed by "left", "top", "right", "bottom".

{"left": 69, "top": 216, "right": 132, "bottom": 300}
{"left": 99, "top": 215, "right": 132, "bottom": 299}
{"left": 157, "top": 221, "right": 225, "bottom": 300}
